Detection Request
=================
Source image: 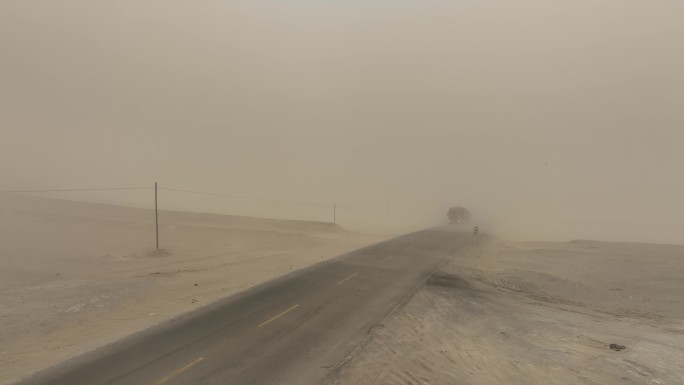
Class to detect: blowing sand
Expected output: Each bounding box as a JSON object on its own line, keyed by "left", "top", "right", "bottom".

{"left": 329, "top": 234, "right": 684, "bottom": 385}
{"left": 0, "top": 195, "right": 386, "bottom": 385}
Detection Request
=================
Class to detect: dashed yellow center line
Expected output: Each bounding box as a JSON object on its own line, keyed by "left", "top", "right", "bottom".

{"left": 258, "top": 304, "right": 300, "bottom": 328}
{"left": 337, "top": 272, "right": 358, "bottom": 285}
{"left": 154, "top": 357, "right": 204, "bottom": 385}
{"left": 379, "top": 255, "right": 393, "bottom": 262}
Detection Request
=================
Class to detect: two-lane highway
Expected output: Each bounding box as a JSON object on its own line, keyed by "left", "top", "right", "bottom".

{"left": 14, "top": 227, "right": 469, "bottom": 385}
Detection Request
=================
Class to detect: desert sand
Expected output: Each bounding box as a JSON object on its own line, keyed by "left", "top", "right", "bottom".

{"left": 0, "top": 194, "right": 386, "bottom": 385}
{"left": 329, "top": 233, "right": 684, "bottom": 385}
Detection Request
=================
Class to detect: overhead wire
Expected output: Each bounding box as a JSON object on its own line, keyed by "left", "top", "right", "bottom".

{"left": 0, "top": 185, "right": 355, "bottom": 208}
{"left": 0, "top": 187, "right": 152, "bottom": 193}
{"left": 159, "top": 187, "right": 333, "bottom": 207}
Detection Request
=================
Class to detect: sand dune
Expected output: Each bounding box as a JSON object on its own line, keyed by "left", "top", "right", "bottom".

{"left": 329, "top": 235, "right": 684, "bottom": 385}
{"left": 0, "top": 194, "right": 386, "bottom": 385}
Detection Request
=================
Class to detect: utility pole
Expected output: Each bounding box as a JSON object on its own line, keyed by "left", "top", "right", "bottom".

{"left": 155, "top": 182, "right": 159, "bottom": 249}
{"left": 333, "top": 203, "right": 336, "bottom": 225}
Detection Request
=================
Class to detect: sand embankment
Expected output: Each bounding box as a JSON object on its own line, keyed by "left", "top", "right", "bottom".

{"left": 331, "top": 235, "right": 684, "bottom": 385}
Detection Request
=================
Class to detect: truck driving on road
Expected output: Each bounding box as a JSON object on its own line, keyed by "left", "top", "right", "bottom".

{"left": 447, "top": 206, "right": 471, "bottom": 224}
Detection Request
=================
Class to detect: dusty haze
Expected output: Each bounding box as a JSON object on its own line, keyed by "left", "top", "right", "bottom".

{"left": 1, "top": 0, "right": 683, "bottom": 242}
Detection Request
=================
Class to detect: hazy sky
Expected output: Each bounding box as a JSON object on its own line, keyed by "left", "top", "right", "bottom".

{"left": 1, "top": 1, "right": 683, "bottom": 242}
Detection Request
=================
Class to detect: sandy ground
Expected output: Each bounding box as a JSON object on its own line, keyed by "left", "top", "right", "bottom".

{"left": 329, "top": 233, "right": 684, "bottom": 385}
{"left": 0, "top": 195, "right": 386, "bottom": 385}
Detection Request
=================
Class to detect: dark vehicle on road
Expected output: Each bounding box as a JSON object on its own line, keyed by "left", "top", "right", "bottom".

{"left": 447, "top": 206, "right": 471, "bottom": 224}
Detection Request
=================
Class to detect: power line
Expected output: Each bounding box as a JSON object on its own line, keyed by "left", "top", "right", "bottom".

{"left": 159, "top": 187, "right": 331, "bottom": 207}
{"left": 0, "top": 187, "right": 152, "bottom": 194}
{"left": 0, "top": 185, "right": 368, "bottom": 208}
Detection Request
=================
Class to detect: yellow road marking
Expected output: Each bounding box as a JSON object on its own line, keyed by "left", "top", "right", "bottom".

{"left": 337, "top": 272, "right": 358, "bottom": 285}
{"left": 380, "top": 255, "right": 393, "bottom": 262}
{"left": 154, "top": 357, "right": 204, "bottom": 385}
{"left": 258, "top": 304, "right": 300, "bottom": 328}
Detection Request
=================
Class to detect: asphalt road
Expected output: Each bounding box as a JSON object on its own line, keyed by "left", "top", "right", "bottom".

{"left": 15, "top": 227, "right": 470, "bottom": 385}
